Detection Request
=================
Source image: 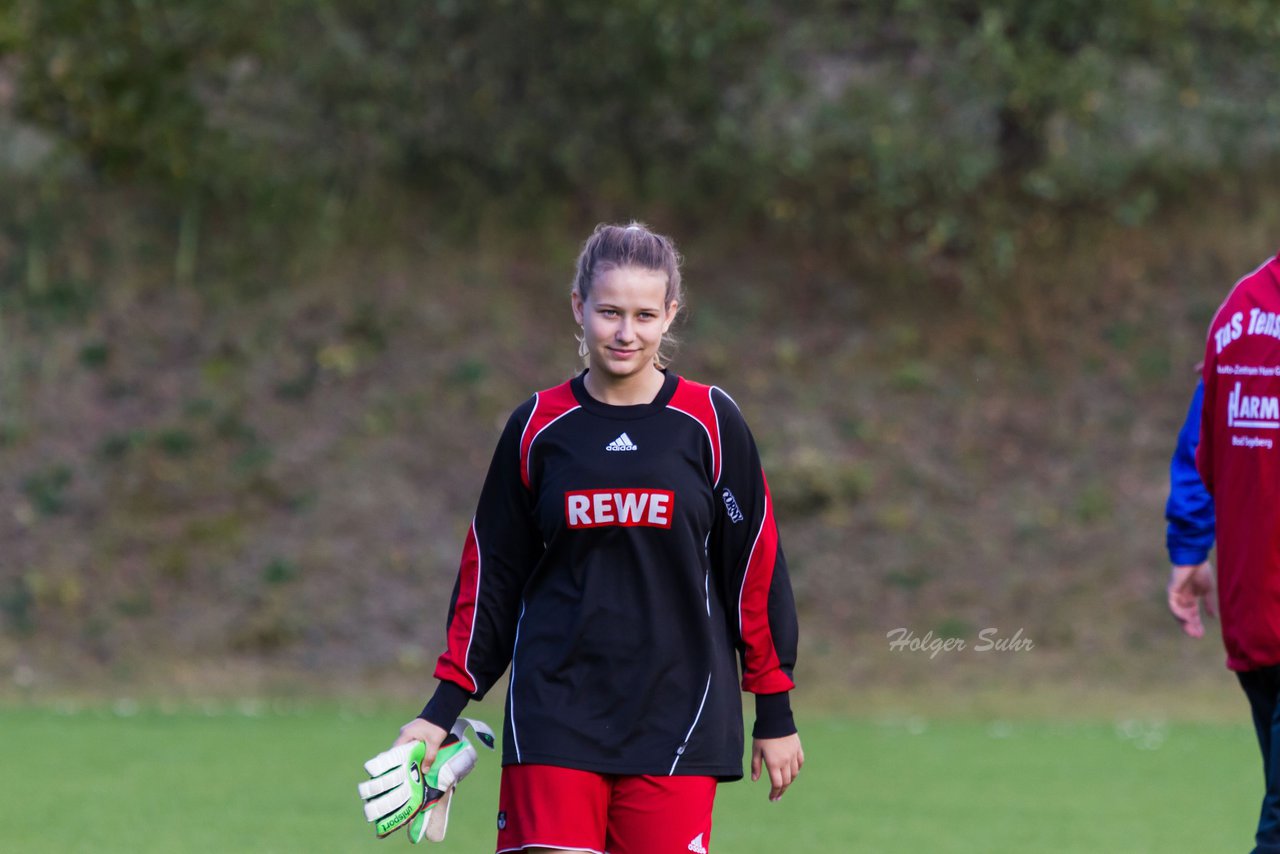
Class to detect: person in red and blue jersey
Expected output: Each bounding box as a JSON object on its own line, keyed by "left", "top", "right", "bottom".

{"left": 1180, "top": 253, "right": 1280, "bottom": 854}
{"left": 384, "top": 222, "right": 803, "bottom": 854}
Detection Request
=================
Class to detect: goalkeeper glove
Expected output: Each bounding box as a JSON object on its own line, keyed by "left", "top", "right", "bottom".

{"left": 358, "top": 717, "right": 495, "bottom": 843}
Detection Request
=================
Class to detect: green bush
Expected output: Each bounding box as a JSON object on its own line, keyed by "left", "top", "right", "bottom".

{"left": 4, "top": 1, "right": 1280, "bottom": 280}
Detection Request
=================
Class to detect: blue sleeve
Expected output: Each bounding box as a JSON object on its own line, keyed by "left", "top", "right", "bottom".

{"left": 1165, "top": 380, "right": 1215, "bottom": 565}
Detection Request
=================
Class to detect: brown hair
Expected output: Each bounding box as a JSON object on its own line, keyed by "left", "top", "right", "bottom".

{"left": 572, "top": 222, "right": 684, "bottom": 366}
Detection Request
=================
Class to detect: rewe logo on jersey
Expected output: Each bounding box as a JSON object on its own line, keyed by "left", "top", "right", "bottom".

{"left": 1229, "top": 381, "right": 1280, "bottom": 429}
{"left": 565, "top": 488, "right": 674, "bottom": 528}
{"left": 688, "top": 833, "right": 708, "bottom": 853}
{"left": 606, "top": 432, "right": 638, "bottom": 452}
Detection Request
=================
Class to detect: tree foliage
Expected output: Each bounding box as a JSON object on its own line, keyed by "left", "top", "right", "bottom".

{"left": 4, "top": 0, "right": 1280, "bottom": 263}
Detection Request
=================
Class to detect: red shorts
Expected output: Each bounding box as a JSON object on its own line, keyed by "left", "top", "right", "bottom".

{"left": 495, "top": 764, "right": 717, "bottom": 854}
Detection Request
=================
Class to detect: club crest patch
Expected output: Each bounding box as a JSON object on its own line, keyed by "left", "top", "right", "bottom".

{"left": 721, "top": 488, "right": 744, "bottom": 524}
{"left": 497, "top": 811, "right": 507, "bottom": 830}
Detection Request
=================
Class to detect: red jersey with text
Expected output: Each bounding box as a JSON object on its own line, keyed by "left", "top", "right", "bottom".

{"left": 1199, "top": 253, "right": 1280, "bottom": 670}
{"left": 431, "top": 371, "right": 797, "bottom": 777}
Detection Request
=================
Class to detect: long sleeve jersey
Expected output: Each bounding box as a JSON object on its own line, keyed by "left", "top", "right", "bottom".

{"left": 1198, "top": 253, "right": 1280, "bottom": 671}
{"left": 420, "top": 370, "right": 798, "bottom": 778}
{"left": 1165, "top": 379, "right": 1215, "bottom": 566}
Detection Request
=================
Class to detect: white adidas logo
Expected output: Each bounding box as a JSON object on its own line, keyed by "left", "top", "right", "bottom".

{"left": 687, "top": 833, "right": 707, "bottom": 853}
{"left": 605, "top": 432, "right": 638, "bottom": 452}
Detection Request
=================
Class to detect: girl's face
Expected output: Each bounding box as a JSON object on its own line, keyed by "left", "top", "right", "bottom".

{"left": 572, "top": 265, "right": 678, "bottom": 383}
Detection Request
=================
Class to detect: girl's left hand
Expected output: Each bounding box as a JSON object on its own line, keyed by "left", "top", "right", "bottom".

{"left": 751, "top": 733, "right": 804, "bottom": 801}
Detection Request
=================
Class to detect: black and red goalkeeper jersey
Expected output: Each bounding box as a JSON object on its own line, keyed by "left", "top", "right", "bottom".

{"left": 419, "top": 370, "right": 798, "bottom": 778}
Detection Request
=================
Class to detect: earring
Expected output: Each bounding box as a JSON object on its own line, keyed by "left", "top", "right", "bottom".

{"left": 577, "top": 331, "right": 588, "bottom": 359}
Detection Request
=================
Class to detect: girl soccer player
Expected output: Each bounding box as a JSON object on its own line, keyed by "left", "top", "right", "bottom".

{"left": 391, "top": 222, "right": 803, "bottom": 853}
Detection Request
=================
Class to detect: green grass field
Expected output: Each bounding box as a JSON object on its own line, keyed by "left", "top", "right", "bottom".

{"left": 3, "top": 701, "right": 1260, "bottom": 853}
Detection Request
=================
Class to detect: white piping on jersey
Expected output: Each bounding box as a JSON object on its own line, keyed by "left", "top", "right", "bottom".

{"left": 497, "top": 846, "right": 603, "bottom": 854}
{"left": 737, "top": 492, "right": 770, "bottom": 638}
{"left": 670, "top": 672, "right": 713, "bottom": 774}
{"left": 462, "top": 517, "right": 482, "bottom": 692}
{"left": 714, "top": 385, "right": 741, "bottom": 410}
{"left": 508, "top": 600, "right": 528, "bottom": 763}
{"left": 667, "top": 386, "right": 724, "bottom": 487}
{"left": 708, "top": 385, "right": 726, "bottom": 486}
{"left": 519, "top": 392, "right": 581, "bottom": 488}
{"left": 704, "top": 533, "right": 712, "bottom": 616}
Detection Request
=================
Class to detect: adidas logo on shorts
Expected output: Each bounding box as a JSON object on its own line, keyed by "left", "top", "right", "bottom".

{"left": 606, "top": 432, "right": 638, "bottom": 452}
{"left": 687, "top": 832, "right": 708, "bottom": 853}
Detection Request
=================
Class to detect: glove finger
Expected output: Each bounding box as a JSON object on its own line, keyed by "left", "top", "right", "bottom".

{"left": 365, "top": 743, "right": 415, "bottom": 777}
{"left": 358, "top": 767, "right": 407, "bottom": 799}
{"left": 408, "top": 807, "right": 428, "bottom": 844}
{"left": 363, "top": 783, "right": 411, "bottom": 822}
{"left": 424, "top": 786, "right": 454, "bottom": 843}
{"left": 408, "top": 794, "right": 444, "bottom": 846}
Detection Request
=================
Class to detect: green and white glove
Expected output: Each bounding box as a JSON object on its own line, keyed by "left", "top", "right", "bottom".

{"left": 358, "top": 718, "right": 495, "bottom": 843}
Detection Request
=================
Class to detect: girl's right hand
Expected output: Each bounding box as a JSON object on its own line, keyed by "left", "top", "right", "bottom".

{"left": 393, "top": 718, "right": 450, "bottom": 770}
